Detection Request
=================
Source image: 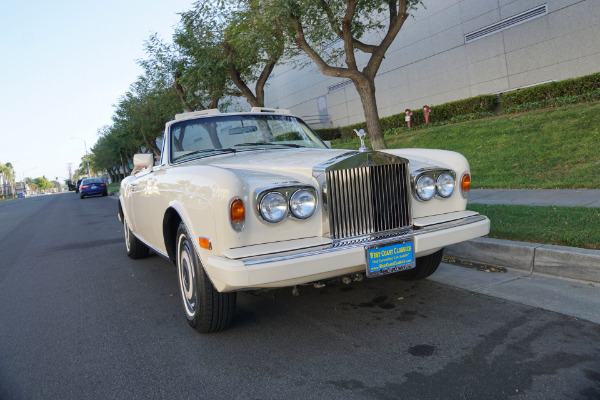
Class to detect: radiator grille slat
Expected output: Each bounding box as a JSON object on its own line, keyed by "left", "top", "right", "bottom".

{"left": 326, "top": 162, "right": 411, "bottom": 240}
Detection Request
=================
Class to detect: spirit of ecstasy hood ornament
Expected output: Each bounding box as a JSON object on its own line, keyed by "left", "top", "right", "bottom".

{"left": 354, "top": 129, "right": 368, "bottom": 152}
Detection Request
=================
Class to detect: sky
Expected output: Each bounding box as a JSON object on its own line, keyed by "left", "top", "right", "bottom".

{"left": 0, "top": 0, "right": 194, "bottom": 183}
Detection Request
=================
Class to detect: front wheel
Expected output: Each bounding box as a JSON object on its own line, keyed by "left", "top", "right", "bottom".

{"left": 397, "top": 248, "right": 444, "bottom": 280}
{"left": 176, "top": 222, "right": 236, "bottom": 333}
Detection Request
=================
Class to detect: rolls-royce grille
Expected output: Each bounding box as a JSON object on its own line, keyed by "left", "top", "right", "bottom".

{"left": 326, "top": 163, "right": 411, "bottom": 240}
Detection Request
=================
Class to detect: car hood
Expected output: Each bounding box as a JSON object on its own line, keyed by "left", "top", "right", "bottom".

{"left": 200, "top": 147, "right": 451, "bottom": 175}
{"left": 204, "top": 148, "right": 347, "bottom": 180}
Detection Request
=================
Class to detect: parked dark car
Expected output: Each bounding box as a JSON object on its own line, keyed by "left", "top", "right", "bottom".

{"left": 79, "top": 178, "right": 107, "bottom": 199}
{"left": 75, "top": 179, "right": 83, "bottom": 194}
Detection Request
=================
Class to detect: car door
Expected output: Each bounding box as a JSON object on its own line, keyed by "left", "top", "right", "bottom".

{"left": 128, "top": 169, "right": 159, "bottom": 248}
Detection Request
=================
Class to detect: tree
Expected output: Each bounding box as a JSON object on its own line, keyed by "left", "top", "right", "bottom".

{"left": 176, "top": 0, "right": 286, "bottom": 108}
{"left": 140, "top": 33, "right": 213, "bottom": 111}
{"left": 34, "top": 177, "right": 53, "bottom": 192}
{"left": 1, "top": 162, "right": 16, "bottom": 198}
{"left": 267, "top": 0, "right": 422, "bottom": 150}
{"left": 113, "top": 77, "right": 182, "bottom": 156}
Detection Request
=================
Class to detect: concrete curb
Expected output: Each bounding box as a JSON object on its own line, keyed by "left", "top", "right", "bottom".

{"left": 445, "top": 238, "right": 600, "bottom": 284}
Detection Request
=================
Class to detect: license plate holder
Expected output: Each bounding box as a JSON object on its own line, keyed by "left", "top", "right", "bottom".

{"left": 365, "top": 239, "right": 415, "bottom": 278}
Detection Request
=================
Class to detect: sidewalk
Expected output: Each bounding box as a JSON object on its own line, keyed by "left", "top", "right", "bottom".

{"left": 469, "top": 189, "right": 600, "bottom": 207}
{"left": 445, "top": 189, "right": 600, "bottom": 285}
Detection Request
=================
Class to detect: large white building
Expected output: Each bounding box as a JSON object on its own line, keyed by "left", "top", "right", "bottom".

{"left": 263, "top": 0, "right": 600, "bottom": 128}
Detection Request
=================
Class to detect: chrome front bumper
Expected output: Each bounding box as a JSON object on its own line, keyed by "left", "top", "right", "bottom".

{"left": 205, "top": 212, "right": 490, "bottom": 292}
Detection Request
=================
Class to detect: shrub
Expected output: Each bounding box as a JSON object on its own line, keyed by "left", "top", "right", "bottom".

{"left": 503, "top": 88, "right": 600, "bottom": 114}
{"left": 427, "top": 95, "right": 497, "bottom": 122}
{"left": 336, "top": 94, "right": 496, "bottom": 139}
{"left": 314, "top": 128, "right": 342, "bottom": 141}
{"left": 500, "top": 72, "right": 600, "bottom": 108}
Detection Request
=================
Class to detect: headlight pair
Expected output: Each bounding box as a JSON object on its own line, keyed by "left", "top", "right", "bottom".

{"left": 258, "top": 188, "right": 317, "bottom": 223}
{"left": 414, "top": 171, "right": 456, "bottom": 201}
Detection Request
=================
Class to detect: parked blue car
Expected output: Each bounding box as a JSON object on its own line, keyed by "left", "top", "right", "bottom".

{"left": 80, "top": 178, "right": 108, "bottom": 199}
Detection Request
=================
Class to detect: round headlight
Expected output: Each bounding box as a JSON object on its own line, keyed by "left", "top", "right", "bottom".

{"left": 436, "top": 172, "right": 455, "bottom": 198}
{"left": 259, "top": 192, "right": 287, "bottom": 223}
{"left": 290, "top": 189, "right": 316, "bottom": 219}
{"left": 416, "top": 175, "right": 435, "bottom": 201}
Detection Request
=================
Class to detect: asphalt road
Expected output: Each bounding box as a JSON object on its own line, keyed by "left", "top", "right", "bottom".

{"left": 1, "top": 193, "right": 599, "bottom": 400}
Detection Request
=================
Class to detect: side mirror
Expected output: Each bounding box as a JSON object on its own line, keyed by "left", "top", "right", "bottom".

{"left": 324, "top": 140, "right": 332, "bottom": 149}
{"left": 133, "top": 153, "right": 155, "bottom": 169}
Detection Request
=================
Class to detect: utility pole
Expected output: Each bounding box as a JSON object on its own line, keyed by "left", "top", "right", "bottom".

{"left": 71, "top": 137, "right": 91, "bottom": 177}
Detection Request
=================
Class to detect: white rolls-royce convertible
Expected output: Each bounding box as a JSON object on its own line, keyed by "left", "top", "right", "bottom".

{"left": 118, "top": 108, "right": 490, "bottom": 333}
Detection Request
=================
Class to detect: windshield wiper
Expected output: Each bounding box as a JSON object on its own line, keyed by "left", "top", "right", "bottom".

{"left": 173, "top": 148, "right": 236, "bottom": 162}
{"left": 234, "top": 142, "right": 302, "bottom": 148}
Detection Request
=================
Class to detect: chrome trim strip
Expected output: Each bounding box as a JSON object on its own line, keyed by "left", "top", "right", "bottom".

{"left": 241, "top": 214, "right": 487, "bottom": 266}
{"left": 312, "top": 151, "right": 359, "bottom": 176}
{"left": 134, "top": 232, "right": 170, "bottom": 260}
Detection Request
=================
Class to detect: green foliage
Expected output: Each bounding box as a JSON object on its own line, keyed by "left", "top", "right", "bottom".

{"left": 426, "top": 95, "right": 497, "bottom": 122}
{"left": 503, "top": 88, "right": 600, "bottom": 114}
{"left": 500, "top": 72, "right": 600, "bottom": 108}
{"left": 176, "top": 0, "right": 288, "bottom": 108}
{"left": 175, "top": 7, "right": 231, "bottom": 108}
{"left": 33, "top": 177, "right": 53, "bottom": 191}
{"left": 336, "top": 94, "right": 497, "bottom": 139}
{"left": 467, "top": 204, "right": 600, "bottom": 250}
{"left": 314, "top": 128, "right": 341, "bottom": 141}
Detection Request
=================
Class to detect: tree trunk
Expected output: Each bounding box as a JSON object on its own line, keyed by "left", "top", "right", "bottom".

{"left": 354, "top": 77, "right": 387, "bottom": 150}
{"left": 107, "top": 169, "right": 116, "bottom": 183}
{"left": 121, "top": 158, "right": 130, "bottom": 176}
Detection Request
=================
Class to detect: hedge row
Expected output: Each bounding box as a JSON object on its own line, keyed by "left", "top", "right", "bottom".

{"left": 503, "top": 88, "right": 600, "bottom": 114}
{"left": 314, "top": 72, "right": 600, "bottom": 141}
{"left": 327, "top": 94, "right": 497, "bottom": 140}
{"left": 499, "top": 72, "right": 600, "bottom": 108}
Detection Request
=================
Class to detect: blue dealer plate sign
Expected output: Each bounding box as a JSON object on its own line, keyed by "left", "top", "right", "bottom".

{"left": 365, "top": 239, "right": 415, "bottom": 278}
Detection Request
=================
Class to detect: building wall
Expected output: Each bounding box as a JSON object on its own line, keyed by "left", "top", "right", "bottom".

{"left": 263, "top": 0, "right": 600, "bottom": 128}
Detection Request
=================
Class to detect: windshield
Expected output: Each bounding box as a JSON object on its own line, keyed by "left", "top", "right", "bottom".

{"left": 169, "top": 114, "right": 327, "bottom": 163}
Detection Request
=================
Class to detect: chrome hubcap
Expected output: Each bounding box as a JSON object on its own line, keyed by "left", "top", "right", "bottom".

{"left": 124, "top": 220, "right": 131, "bottom": 252}
{"left": 178, "top": 235, "right": 197, "bottom": 317}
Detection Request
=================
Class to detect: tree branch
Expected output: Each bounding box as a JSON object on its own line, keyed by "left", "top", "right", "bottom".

{"left": 319, "top": 0, "right": 343, "bottom": 38}
{"left": 364, "top": 0, "right": 409, "bottom": 78}
{"left": 291, "top": 13, "right": 361, "bottom": 80}
{"left": 173, "top": 72, "right": 196, "bottom": 111}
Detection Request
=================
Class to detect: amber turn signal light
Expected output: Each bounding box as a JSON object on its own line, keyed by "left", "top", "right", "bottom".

{"left": 461, "top": 173, "right": 471, "bottom": 192}
{"left": 199, "top": 237, "right": 211, "bottom": 250}
{"left": 230, "top": 199, "right": 245, "bottom": 222}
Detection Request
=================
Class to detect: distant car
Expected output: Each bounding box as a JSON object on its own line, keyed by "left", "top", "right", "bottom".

{"left": 16, "top": 193, "right": 25, "bottom": 198}
{"left": 79, "top": 178, "right": 107, "bottom": 199}
{"left": 75, "top": 179, "right": 83, "bottom": 193}
{"left": 67, "top": 182, "right": 76, "bottom": 191}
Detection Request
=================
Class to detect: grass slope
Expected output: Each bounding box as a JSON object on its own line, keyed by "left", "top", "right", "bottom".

{"left": 334, "top": 102, "right": 600, "bottom": 189}
{"left": 467, "top": 204, "right": 600, "bottom": 250}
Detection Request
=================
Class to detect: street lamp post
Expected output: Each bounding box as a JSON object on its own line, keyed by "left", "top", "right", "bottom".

{"left": 71, "top": 137, "right": 91, "bottom": 177}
